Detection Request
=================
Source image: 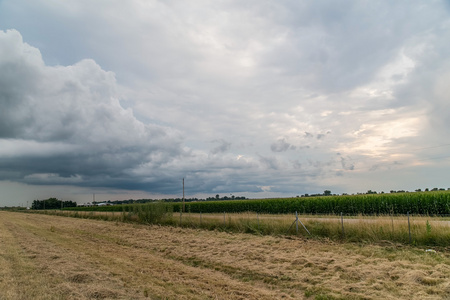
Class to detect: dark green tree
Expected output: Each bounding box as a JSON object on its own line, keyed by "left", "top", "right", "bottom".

{"left": 31, "top": 198, "right": 77, "bottom": 210}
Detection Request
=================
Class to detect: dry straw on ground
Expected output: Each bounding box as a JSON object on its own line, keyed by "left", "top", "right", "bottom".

{"left": 0, "top": 212, "right": 448, "bottom": 299}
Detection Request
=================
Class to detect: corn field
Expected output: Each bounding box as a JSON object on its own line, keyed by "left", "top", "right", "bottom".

{"left": 173, "top": 191, "right": 449, "bottom": 215}
{"left": 64, "top": 190, "right": 450, "bottom": 216}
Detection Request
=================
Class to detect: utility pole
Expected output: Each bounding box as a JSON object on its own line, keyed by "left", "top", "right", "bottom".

{"left": 182, "top": 178, "right": 185, "bottom": 213}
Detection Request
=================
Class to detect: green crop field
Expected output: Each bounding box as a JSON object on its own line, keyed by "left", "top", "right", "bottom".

{"left": 64, "top": 190, "right": 450, "bottom": 215}
{"left": 37, "top": 191, "right": 450, "bottom": 247}
{"left": 175, "top": 192, "right": 449, "bottom": 215}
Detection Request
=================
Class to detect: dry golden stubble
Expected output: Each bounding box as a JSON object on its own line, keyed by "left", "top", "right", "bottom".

{"left": 0, "top": 211, "right": 448, "bottom": 300}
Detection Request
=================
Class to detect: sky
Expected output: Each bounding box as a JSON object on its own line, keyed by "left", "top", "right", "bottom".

{"left": 1, "top": 0, "right": 450, "bottom": 206}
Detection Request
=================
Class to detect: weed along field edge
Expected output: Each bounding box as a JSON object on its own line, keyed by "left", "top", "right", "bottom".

{"left": 0, "top": 212, "right": 449, "bottom": 300}
{"left": 48, "top": 210, "right": 450, "bottom": 247}
{"left": 55, "top": 190, "right": 450, "bottom": 247}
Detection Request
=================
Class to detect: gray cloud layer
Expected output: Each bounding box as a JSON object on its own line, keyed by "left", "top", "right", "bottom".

{"left": 1, "top": 1, "right": 450, "bottom": 202}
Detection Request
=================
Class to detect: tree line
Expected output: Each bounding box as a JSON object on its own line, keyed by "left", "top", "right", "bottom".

{"left": 32, "top": 198, "right": 77, "bottom": 210}
{"left": 88, "top": 195, "right": 247, "bottom": 206}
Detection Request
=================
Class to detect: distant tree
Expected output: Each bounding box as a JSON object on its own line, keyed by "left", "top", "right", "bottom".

{"left": 323, "top": 190, "right": 331, "bottom": 196}
{"left": 63, "top": 200, "right": 77, "bottom": 208}
{"left": 31, "top": 198, "right": 76, "bottom": 210}
{"left": 31, "top": 200, "right": 42, "bottom": 210}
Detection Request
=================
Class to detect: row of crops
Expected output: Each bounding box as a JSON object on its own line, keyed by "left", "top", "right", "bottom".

{"left": 173, "top": 191, "right": 449, "bottom": 215}
{"left": 67, "top": 191, "right": 450, "bottom": 215}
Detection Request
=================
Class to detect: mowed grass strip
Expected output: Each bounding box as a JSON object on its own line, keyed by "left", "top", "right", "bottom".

{"left": 0, "top": 219, "right": 59, "bottom": 299}
{"left": 1, "top": 212, "right": 449, "bottom": 299}
{"left": 0, "top": 212, "right": 283, "bottom": 300}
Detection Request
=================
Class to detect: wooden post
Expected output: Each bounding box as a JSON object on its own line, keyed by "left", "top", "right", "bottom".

{"left": 295, "top": 211, "right": 299, "bottom": 233}
{"left": 341, "top": 212, "right": 345, "bottom": 239}
{"left": 223, "top": 212, "right": 226, "bottom": 226}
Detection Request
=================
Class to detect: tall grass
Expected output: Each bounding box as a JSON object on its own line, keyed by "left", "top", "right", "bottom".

{"left": 43, "top": 192, "right": 450, "bottom": 246}
{"left": 131, "top": 201, "right": 173, "bottom": 223}
{"left": 189, "top": 213, "right": 450, "bottom": 246}
{"left": 37, "top": 201, "right": 173, "bottom": 224}
{"left": 40, "top": 209, "right": 450, "bottom": 247}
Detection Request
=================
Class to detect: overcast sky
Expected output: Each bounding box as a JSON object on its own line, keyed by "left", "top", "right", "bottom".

{"left": 1, "top": 0, "right": 450, "bottom": 206}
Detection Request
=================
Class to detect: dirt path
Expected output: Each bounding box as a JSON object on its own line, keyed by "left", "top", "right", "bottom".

{"left": 0, "top": 212, "right": 448, "bottom": 299}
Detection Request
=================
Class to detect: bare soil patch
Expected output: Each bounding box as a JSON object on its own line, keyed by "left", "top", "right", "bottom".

{"left": 0, "top": 212, "right": 448, "bottom": 299}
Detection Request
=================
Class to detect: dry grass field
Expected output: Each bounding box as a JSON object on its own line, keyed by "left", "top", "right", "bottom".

{"left": 0, "top": 212, "right": 448, "bottom": 300}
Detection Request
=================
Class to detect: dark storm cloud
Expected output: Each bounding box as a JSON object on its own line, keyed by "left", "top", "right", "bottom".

{"left": 0, "top": 30, "right": 183, "bottom": 190}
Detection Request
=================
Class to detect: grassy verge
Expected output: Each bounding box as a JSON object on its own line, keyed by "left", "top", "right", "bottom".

{"left": 27, "top": 206, "right": 450, "bottom": 247}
